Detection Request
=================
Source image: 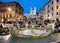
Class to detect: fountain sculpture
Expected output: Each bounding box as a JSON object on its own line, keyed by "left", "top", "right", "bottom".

{"left": 14, "top": 24, "right": 52, "bottom": 39}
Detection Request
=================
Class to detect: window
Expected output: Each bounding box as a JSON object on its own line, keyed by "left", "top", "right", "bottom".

{"left": 56, "top": 0, "right": 59, "bottom": 2}
{"left": 2, "top": 15, "right": 3, "bottom": 18}
{"left": 56, "top": 6, "right": 58, "bottom": 9}
{"left": 12, "top": 4, "right": 14, "bottom": 6}
{"left": 52, "top": 1, "right": 53, "bottom": 4}
{"left": 48, "top": 5, "right": 49, "bottom": 8}
{"left": 48, "top": 15, "right": 49, "bottom": 17}
{"left": 5, "top": 15, "right": 7, "bottom": 18}
{"left": 3, "top": 15, "right": 5, "bottom": 18}
{"left": 19, "top": 12, "right": 21, "bottom": 14}
{"left": 10, "top": 15, "right": 12, "bottom": 18}
{"left": 52, "top": 13, "right": 53, "bottom": 16}
{"left": 16, "top": 5, "right": 18, "bottom": 7}
{"left": 48, "top": 10, "right": 49, "bottom": 13}
{"left": 0, "top": 9, "right": 6, "bottom": 12}
{"left": 52, "top": 7, "right": 53, "bottom": 10}
{"left": 56, "top": 12, "right": 58, "bottom": 15}
{"left": 16, "top": 9, "right": 18, "bottom": 12}
{"left": 8, "top": 15, "right": 10, "bottom": 18}
{"left": 1, "top": 10, "right": 3, "bottom": 12}
{"left": 6, "top": 15, "right": 8, "bottom": 18}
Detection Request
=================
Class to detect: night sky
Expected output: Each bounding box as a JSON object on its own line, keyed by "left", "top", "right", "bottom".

{"left": 2, "top": 0, "right": 50, "bottom": 15}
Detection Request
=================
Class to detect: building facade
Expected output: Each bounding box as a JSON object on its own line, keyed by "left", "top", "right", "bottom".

{"left": 25, "top": 7, "right": 37, "bottom": 18}
{"left": 42, "top": 0, "right": 60, "bottom": 20}
{"left": 0, "top": 1, "right": 24, "bottom": 22}
{"left": 38, "top": 8, "right": 45, "bottom": 20}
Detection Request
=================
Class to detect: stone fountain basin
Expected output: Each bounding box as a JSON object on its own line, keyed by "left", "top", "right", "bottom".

{"left": 14, "top": 29, "right": 51, "bottom": 39}
{"left": 19, "top": 29, "right": 48, "bottom": 36}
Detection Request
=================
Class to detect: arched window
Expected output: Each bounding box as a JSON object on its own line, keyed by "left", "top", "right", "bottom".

{"left": 8, "top": 14, "right": 10, "bottom": 18}
{"left": 2, "top": 15, "right": 3, "bottom": 18}
{"left": 5, "top": 14, "right": 6, "bottom": 18}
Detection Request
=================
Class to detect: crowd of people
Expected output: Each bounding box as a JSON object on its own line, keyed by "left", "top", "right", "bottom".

{"left": 2, "top": 17, "right": 60, "bottom": 32}
{"left": 0, "top": 24, "right": 10, "bottom": 35}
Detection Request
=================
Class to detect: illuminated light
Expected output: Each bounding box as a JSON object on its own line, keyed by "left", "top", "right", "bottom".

{"left": 8, "top": 8, "right": 11, "bottom": 11}
{"left": 8, "top": 19, "right": 9, "bottom": 21}
{"left": 58, "top": 7, "right": 60, "bottom": 11}
{"left": 19, "top": 16, "right": 22, "bottom": 18}
{"left": 2, "top": 19, "right": 4, "bottom": 22}
{"left": 32, "top": 25, "right": 34, "bottom": 28}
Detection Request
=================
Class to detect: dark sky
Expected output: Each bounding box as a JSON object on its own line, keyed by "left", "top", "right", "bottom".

{"left": 1, "top": 0, "right": 50, "bottom": 15}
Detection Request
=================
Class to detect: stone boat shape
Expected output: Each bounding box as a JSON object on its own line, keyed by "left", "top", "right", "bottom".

{"left": 0, "top": 24, "right": 11, "bottom": 41}
{"left": 14, "top": 28, "right": 51, "bottom": 39}
{"left": 0, "top": 34, "right": 11, "bottom": 41}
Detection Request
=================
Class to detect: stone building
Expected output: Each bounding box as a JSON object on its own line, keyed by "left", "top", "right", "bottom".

{"left": 0, "top": 1, "right": 24, "bottom": 22}
{"left": 40, "top": 0, "right": 60, "bottom": 20}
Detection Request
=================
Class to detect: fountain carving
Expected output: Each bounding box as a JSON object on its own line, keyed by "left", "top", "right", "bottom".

{"left": 31, "top": 25, "right": 35, "bottom": 33}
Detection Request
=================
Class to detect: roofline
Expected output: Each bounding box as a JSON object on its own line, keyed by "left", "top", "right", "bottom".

{"left": 42, "top": 0, "right": 51, "bottom": 9}
{"left": 38, "top": 0, "right": 51, "bottom": 13}
{"left": 8, "top": 2, "right": 24, "bottom": 11}
{"left": 5, "top": 2, "right": 23, "bottom": 9}
{"left": 0, "top": 1, "right": 24, "bottom": 11}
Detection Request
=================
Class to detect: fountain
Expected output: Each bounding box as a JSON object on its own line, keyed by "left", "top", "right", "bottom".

{"left": 31, "top": 25, "right": 35, "bottom": 33}
{"left": 25, "top": 24, "right": 28, "bottom": 29}
{"left": 14, "top": 24, "right": 52, "bottom": 39}
{"left": 13, "top": 22, "right": 52, "bottom": 39}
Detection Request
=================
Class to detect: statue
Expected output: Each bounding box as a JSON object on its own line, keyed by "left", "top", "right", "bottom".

{"left": 31, "top": 25, "right": 35, "bottom": 33}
